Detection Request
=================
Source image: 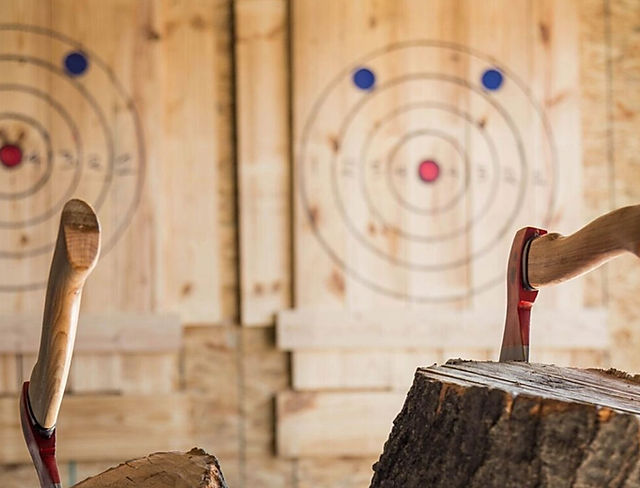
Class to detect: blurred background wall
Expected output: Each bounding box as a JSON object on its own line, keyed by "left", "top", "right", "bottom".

{"left": 0, "top": 0, "right": 638, "bottom": 486}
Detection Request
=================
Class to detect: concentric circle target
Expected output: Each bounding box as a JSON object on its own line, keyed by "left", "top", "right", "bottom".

{"left": 298, "top": 41, "right": 557, "bottom": 301}
{"left": 0, "top": 25, "right": 145, "bottom": 291}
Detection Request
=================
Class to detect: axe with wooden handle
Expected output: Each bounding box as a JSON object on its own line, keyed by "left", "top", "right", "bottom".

{"left": 500, "top": 205, "right": 640, "bottom": 362}
{"left": 20, "top": 199, "right": 101, "bottom": 487}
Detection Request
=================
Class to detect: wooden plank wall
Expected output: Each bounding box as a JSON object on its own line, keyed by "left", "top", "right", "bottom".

{"left": 0, "top": 0, "right": 242, "bottom": 486}
{"left": 0, "top": 1, "right": 639, "bottom": 488}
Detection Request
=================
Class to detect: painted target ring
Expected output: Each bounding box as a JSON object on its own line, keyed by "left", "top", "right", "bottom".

{"left": 0, "top": 25, "right": 145, "bottom": 292}
{"left": 298, "top": 41, "right": 557, "bottom": 301}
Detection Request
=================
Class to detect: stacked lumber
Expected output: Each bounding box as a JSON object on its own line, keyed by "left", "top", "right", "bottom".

{"left": 372, "top": 360, "right": 640, "bottom": 487}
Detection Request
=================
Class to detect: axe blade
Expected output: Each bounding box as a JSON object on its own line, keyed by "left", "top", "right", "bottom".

{"left": 20, "top": 382, "right": 62, "bottom": 488}
{"left": 499, "top": 226, "right": 547, "bottom": 362}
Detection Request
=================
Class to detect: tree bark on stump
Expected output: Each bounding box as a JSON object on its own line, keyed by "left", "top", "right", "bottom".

{"left": 72, "top": 448, "right": 228, "bottom": 488}
{"left": 371, "top": 360, "right": 640, "bottom": 488}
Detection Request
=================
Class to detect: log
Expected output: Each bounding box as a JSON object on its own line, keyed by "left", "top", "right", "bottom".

{"left": 72, "top": 448, "right": 228, "bottom": 488}
{"left": 371, "top": 360, "right": 640, "bottom": 488}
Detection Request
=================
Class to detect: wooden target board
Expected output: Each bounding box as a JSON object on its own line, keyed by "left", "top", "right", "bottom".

{"left": 0, "top": 24, "right": 144, "bottom": 292}
{"left": 0, "top": 0, "right": 233, "bottom": 324}
{"left": 294, "top": 0, "right": 583, "bottom": 308}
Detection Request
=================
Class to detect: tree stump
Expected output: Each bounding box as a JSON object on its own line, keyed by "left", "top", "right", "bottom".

{"left": 371, "top": 360, "right": 640, "bottom": 488}
{"left": 72, "top": 448, "right": 228, "bottom": 488}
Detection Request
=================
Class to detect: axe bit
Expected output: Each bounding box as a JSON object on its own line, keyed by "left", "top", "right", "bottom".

{"left": 21, "top": 199, "right": 100, "bottom": 488}
{"left": 500, "top": 205, "right": 640, "bottom": 362}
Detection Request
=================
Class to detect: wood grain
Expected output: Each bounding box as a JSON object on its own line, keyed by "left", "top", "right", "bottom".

{"left": 72, "top": 448, "right": 228, "bottom": 488}
{"left": 0, "top": 314, "right": 181, "bottom": 353}
{"left": 236, "top": 0, "right": 291, "bottom": 327}
{"left": 28, "top": 199, "right": 101, "bottom": 429}
{"left": 276, "top": 391, "right": 405, "bottom": 457}
{"left": 529, "top": 205, "right": 640, "bottom": 288}
{"left": 0, "top": 393, "right": 238, "bottom": 464}
{"left": 372, "top": 360, "right": 640, "bottom": 487}
{"left": 278, "top": 307, "right": 608, "bottom": 351}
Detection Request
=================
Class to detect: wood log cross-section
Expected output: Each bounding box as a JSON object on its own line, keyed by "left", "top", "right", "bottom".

{"left": 371, "top": 360, "right": 640, "bottom": 488}
{"left": 72, "top": 448, "right": 228, "bottom": 488}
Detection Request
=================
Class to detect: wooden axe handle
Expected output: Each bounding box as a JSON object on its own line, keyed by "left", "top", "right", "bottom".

{"left": 528, "top": 205, "right": 640, "bottom": 288}
{"left": 28, "top": 199, "right": 100, "bottom": 430}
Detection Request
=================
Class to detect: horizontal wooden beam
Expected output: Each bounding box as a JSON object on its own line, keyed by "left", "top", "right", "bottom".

{"left": 0, "top": 393, "right": 236, "bottom": 463}
{"left": 0, "top": 314, "right": 182, "bottom": 353}
{"left": 292, "top": 348, "right": 610, "bottom": 391}
{"left": 292, "top": 350, "right": 444, "bottom": 391}
{"left": 277, "top": 308, "right": 608, "bottom": 350}
{"left": 276, "top": 391, "right": 405, "bottom": 458}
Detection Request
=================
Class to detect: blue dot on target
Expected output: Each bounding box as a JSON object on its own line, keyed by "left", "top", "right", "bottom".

{"left": 353, "top": 67, "right": 376, "bottom": 91}
{"left": 481, "top": 68, "right": 503, "bottom": 91}
{"left": 64, "top": 51, "right": 89, "bottom": 76}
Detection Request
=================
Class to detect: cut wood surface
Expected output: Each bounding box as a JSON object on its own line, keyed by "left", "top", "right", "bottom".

{"left": 372, "top": 360, "right": 640, "bottom": 487}
{"left": 72, "top": 448, "right": 228, "bottom": 488}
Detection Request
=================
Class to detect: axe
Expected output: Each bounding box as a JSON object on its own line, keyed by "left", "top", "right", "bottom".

{"left": 20, "top": 199, "right": 101, "bottom": 487}
{"left": 500, "top": 205, "right": 640, "bottom": 362}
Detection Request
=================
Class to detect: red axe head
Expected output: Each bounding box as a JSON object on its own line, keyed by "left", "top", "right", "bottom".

{"left": 499, "top": 226, "right": 547, "bottom": 362}
{"left": 20, "top": 382, "right": 61, "bottom": 488}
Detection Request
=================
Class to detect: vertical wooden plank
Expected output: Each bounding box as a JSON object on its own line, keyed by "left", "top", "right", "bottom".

{"left": 0, "top": 355, "right": 19, "bottom": 394}
{"left": 240, "top": 327, "right": 296, "bottom": 488}
{"left": 297, "top": 458, "right": 377, "bottom": 488}
{"left": 578, "top": 0, "right": 611, "bottom": 309}
{"left": 182, "top": 325, "right": 241, "bottom": 455}
{"left": 235, "top": 0, "right": 291, "bottom": 327}
{"left": 153, "top": 0, "right": 232, "bottom": 323}
{"left": 607, "top": 0, "right": 640, "bottom": 372}
{"left": 70, "top": 355, "right": 122, "bottom": 393}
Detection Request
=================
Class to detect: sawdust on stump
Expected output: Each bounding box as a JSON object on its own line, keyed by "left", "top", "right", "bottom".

{"left": 72, "top": 448, "right": 227, "bottom": 488}
{"left": 371, "top": 360, "right": 640, "bottom": 488}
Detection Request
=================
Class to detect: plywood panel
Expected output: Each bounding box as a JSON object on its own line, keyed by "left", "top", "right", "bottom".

{"left": 0, "top": 0, "right": 235, "bottom": 324}
{"left": 153, "top": 0, "right": 233, "bottom": 323}
{"left": 277, "top": 390, "right": 404, "bottom": 457}
{"left": 236, "top": 0, "right": 291, "bottom": 327}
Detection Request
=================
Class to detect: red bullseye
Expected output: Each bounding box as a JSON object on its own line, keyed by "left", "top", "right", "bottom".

{"left": 418, "top": 159, "right": 440, "bottom": 183}
{"left": 0, "top": 144, "right": 23, "bottom": 168}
